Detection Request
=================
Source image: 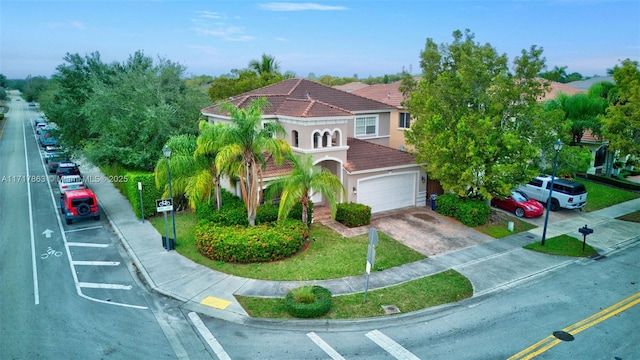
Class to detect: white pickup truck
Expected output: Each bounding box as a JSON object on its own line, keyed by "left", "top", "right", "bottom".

{"left": 517, "top": 175, "right": 587, "bottom": 211}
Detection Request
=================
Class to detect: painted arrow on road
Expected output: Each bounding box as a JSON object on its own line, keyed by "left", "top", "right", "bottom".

{"left": 42, "top": 229, "right": 54, "bottom": 238}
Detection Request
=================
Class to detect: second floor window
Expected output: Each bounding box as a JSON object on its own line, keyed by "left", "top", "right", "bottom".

{"left": 355, "top": 116, "right": 377, "bottom": 136}
{"left": 399, "top": 112, "right": 411, "bottom": 129}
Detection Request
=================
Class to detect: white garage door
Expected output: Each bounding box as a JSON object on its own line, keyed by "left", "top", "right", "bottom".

{"left": 358, "top": 173, "right": 416, "bottom": 213}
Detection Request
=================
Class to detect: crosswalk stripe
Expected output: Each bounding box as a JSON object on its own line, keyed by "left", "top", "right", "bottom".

{"left": 365, "top": 330, "right": 421, "bottom": 360}
{"left": 78, "top": 282, "right": 132, "bottom": 290}
{"left": 72, "top": 261, "right": 120, "bottom": 266}
{"left": 307, "top": 332, "right": 346, "bottom": 360}
{"left": 188, "top": 312, "right": 231, "bottom": 360}
{"left": 67, "top": 242, "right": 109, "bottom": 248}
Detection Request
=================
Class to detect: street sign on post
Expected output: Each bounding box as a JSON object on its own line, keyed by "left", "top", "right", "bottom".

{"left": 156, "top": 198, "right": 173, "bottom": 212}
{"left": 364, "top": 227, "right": 379, "bottom": 303}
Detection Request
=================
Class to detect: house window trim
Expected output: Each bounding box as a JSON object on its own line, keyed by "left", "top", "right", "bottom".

{"left": 355, "top": 115, "right": 378, "bottom": 137}
{"left": 398, "top": 112, "right": 411, "bottom": 129}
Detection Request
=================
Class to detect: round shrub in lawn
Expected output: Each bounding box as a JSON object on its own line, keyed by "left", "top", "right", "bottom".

{"left": 285, "top": 285, "right": 332, "bottom": 318}
{"left": 195, "top": 219, "right": 308, "bottom": 263}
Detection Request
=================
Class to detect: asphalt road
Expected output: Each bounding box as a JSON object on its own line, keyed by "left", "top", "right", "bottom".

{"left": 0, "top": 95, "right": 211, "bottom": 359}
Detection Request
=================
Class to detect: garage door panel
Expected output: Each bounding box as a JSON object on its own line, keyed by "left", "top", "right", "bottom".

{"left": 359, "top": 173, "right": 416, "bottom": 213}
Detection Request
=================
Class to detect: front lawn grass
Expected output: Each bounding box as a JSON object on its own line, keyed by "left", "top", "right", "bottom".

{"left": 236, "top": 269, "right": 472, "bottom": 319}
{"left": 618, "top": 210, "right": 640, "bottom": 222}
{"left": 523, "top": 234, "right": 597, "bottom": 257}
{"left": 574, "top": 178, "right": 640, "bottom": 211}
{"left": 475, "top": 215, "right": 537, "bottom": 238}
{"left": 150, "top": 212, "right": 426, "bottom": 281}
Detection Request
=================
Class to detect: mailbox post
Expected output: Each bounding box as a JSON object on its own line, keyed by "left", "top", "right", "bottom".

{"left": 578, "top": 224, "right": 593, "bottom": 252}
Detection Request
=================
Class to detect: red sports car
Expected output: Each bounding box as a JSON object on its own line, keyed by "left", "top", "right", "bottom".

{"left": 491, "top": 190, "right": 544, "bottom": 218}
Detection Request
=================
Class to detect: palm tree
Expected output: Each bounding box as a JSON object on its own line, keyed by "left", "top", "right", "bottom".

{"left": 265, "top": 154, "right": 345, "bottom": 225}
{"left": 154, "top": 134, "right": 198, "bottom": 208}
{"left": 155, "top": 122, "right": 227, "bottom": 211}
{"left": 215, "top": 97, "right": 291, "bottom": 226}
{"left": 248, "top": 54, "right": 280, "bottom": 77}
{"left": 190, "top": 121, "right": 228, "bottom": 210}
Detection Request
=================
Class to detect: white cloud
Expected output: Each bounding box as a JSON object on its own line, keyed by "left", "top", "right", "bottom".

{"left": 192, "top": 10, "right": 253, "bottom": 42}
{"left": 196, "top": 10, "right": 225, "bottom": 19}
{"left": 260, "top": 2, "right": 348, "bottom": 11}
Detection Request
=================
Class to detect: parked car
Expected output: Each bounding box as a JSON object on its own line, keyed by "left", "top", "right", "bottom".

{"left": 39, "top": 124, "right": 58, "bottom": 147}
{"left": 58, "top": 175, "right": 86, "bottom": 196}
{"left": 46, "top": 155, "right": 63, "bottom": 173}
{"left": 60, "top": 189, "right": 100, "bottom": 225}
{"left": 35, "top": 122, "right": 47, "bottom": 134}
{"left": 517, "top": 175, "right": 587, "bottom": 211}
{"left": 56, "top": 162, "right": 81, "bottom": 181}
{"left": 491, "top": 190, "right": 544, "bottom": 218}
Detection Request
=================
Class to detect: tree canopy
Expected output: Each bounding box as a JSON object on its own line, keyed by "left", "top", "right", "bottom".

{"left": 404, "top": 29, "right": 554, "bottom": 199}
{"left": 602, "top": 59, "right": 640, "bottom": 164}
{"left": 39, "top": 50, "right": 210, "bottom": 170}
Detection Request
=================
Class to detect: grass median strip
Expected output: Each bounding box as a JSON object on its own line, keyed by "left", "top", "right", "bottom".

{"left": 236, "top": 269, "right": 473, "bottom": 319}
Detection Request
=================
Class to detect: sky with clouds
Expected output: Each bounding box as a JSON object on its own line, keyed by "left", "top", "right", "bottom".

{"left": 1, "top": 1, "right": 638, "bottom": 79}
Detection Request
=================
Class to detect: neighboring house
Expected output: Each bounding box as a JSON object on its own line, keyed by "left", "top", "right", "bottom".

{"left": 350, "top": 80, "right": 412, "bottom": 152}
{"left": 201, "top": 78, "right": 429, "bottom": 213}
{"left": 540, "top": 80, "right": 611, "bottom": 175}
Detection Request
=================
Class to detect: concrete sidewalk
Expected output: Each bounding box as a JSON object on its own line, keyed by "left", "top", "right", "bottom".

{"left": 82, "top": 162, "right": 640, "bottom": 324}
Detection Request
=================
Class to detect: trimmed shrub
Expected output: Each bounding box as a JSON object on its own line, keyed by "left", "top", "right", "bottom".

{"left": 124, "top": 172, "right": 164, "bottom": 219}
{"left": 285, "top": 285, "right": 332, "bottom": 318}
{"left": 435, "top": 193, "right": 489, "bottom": 227}
{"left": 335, "top": 202, "right": 371, "bottom": 228}
{"left": 195, "top": 219, "right": 307, "bottom": 263}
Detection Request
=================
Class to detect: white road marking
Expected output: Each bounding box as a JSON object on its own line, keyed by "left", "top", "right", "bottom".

{"left": 307, "top": 332, "right": 346, "bottom": 360}
{"left": 78, "top": 282, "right": 132, "bottom": 290}
{"left": 72, "top": 261, "right": 120, "bottom": 266}
{"left": 188, "top": 312, "right": 231, "bottom": 360}
{"left": 365, "top": 330, "right": 421, "bottom": 360}
{"left": 67, "top": 242, "right": 109, "bottom": 248}
{"left": 24, "top": 122, "right": 40, "bottom": 305}
{"left": 42, "top": 229, "right": 54, "bottom": 238}
{"left": 65, "top": 225, "right": 103, "bottom": 233}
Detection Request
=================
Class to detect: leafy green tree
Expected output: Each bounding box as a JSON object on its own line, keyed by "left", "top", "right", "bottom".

{"left": 215, "top": 98, "right": 292, "bottom": 226}
{"left": 39, "top": 52, "right": 112, "bottom": 151}
{"left": 81, "top": 51, "right": 209, "bottom": 170}
{"left": 23, "top": 75, "right": 49, "bottom": 102}
{"left": 265, "top": 154, "right": 345, "bottom": 224}
{"left": 404, "top": 29, "right": 551, "bottom": 199}
{"left": 0, "top": 74, "right": 7, "bottom": 88}
{"left": 602, "top": 59, "right": 640, "bottom": 174}
{"left": 539, "top": 65, "right": 567, "bottom": 83}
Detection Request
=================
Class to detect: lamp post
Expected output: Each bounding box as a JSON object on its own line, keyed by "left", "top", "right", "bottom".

{"left": 541, "top": 139, "right": 564, "bottom": 246}
{"left": 163, "top": 146, "right": 177, "bottom": 249}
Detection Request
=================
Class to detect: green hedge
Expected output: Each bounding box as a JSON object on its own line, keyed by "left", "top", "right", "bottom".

{"left": 285, "top": 285, "right": 332, "bottom": 318}
{"left": 435, "top": 193, "right": 490, "bottom": 227}
{"left": 195, "top": 219, "right": 308, "bottom": 263}
{"left": 101, "top": 165, "right": 163, "bottom": 219}
{"left": 335, "top": 202, "right": 371, "bottom": 227}
{"left": 196, "top": 190, "right": 314, "bottom": 226}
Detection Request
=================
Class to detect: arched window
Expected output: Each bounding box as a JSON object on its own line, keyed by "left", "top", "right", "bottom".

{"left": 323, "top": 131, "right": 330, "bottom": 147}
{"left": 313, "top": 132, "right": 320, "bottom": 148}
{"left": 292, "top": 130, "right": 299, "bottom": 147}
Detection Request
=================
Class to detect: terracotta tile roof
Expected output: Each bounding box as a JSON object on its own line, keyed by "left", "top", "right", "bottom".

{"left": 262, "top": 155, "right": 294, "bottom": 178}
{"left": 201, "top": 78, "right": 394, "bottom": 117}
{"left": 539, "top": 80, "right": 586, "bottom": 102}
{"left": 344, "top": 138, "right": 418, "bottom": 172}
{"left": 351, "top": 80, "right": 405, "bottom": 107}
{"left": 333, "top": 82, "right": 370, "bottom": 92}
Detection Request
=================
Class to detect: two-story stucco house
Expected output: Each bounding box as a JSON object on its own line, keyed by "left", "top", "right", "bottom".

{"left": 201, "top": 78, "right": 428, "bottom": 213}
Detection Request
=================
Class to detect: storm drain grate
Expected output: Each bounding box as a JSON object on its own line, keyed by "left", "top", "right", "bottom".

{"left": 553, "top": 331, "right": 574, "bottom": 341}
{"left": 382, "top": 305, "right": 401, "bottom": 314}
{"left": 588, "top": 254, "right": 607, "bottom": 261}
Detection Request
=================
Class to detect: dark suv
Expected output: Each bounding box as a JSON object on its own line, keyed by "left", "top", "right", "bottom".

{"left": 60, "top": 189, "right": 100, "bottom": 225}
{"left": 56, "top": 162, "right": 81, "bottom": 181}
